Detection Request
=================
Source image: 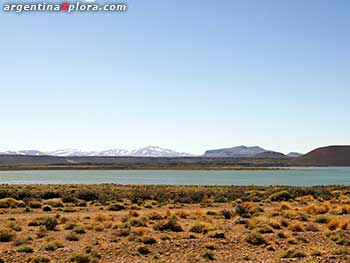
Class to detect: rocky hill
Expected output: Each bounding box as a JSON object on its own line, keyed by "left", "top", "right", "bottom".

{"left": 203, "top": 146, "right": 267, "bottom": 157}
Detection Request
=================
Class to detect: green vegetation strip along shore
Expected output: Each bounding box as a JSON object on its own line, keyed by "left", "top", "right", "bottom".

{"left": 0, "top": 185, "right": 347, "bottom": 205}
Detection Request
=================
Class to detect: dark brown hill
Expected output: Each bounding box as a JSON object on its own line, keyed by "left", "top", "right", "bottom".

{"left": 292, "top": 146, "right": 350, "bottom": 166}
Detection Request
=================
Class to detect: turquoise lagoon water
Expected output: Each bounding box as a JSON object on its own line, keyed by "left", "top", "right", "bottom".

{"left": 1, "top": 167, "right": 350, "bottom": 185}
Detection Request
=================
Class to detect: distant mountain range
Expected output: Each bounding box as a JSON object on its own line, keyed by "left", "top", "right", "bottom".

{"left": 0, "top": 145, "right": 303, "bottom": 158}
{"left": 0, "top": 146, "right": 349, "bottom": 168}
{"left": 0, "top": 146, "right": 193, "bottom": 158}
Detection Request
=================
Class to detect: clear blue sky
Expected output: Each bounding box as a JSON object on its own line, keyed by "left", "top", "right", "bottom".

{"left": 1, "top": 0, "right": 349, "bottom": 155}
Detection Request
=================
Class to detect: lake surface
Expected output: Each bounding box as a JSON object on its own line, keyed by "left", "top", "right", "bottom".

{"left": 1, "top": 167, "right": 350, "bottom": 186}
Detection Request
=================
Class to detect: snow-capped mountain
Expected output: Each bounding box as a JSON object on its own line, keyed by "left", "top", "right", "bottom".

{"left": 92, "top": 149, "right": 131, "bottom": 157}
{"left": 0, "top": 150, "right": 45, "bottom": 156}
{"left": 46, "top": 149, "right": 95, "bottom": 157}
{"left": 0, "top": 146, "right": 193, "bottom": 157}
{"left": 46, "top": 148, "right": 134, "bottom": 157}
{"left": 129, "top": 146, "right": 191, "bottom": 157}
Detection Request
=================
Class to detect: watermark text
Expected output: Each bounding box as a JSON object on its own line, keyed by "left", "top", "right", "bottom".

{"left": 3, "top": 2, "right": 127, "bottom": 13}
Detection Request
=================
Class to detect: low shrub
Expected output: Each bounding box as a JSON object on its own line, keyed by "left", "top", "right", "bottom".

{"left": 278, "top": 202, "right": 292, "bottom": 210}
{"left": 29, "top": 216, "right": 57, "bottom": 231}
{"left": 269, "top": 191, "right": 292, "bottom": 202}
{"left": 107, "top": 203, "right": 125, "bottom": 211}
{"left": 204, "top": 242, "right": 215, "bottom": 250}
{"left": 66, "top": 232, "right": 80, "bottom": 241}
{"left": 315, "top": 215, "right": 331, "bottom": 224}
{"left": 63, "top": 207, "right": 76, "bottom": 213}
{"left": 29, "top": 201, "right": 42, "bottom": 209}
{"left": 16, "top": 245, "right": 34, "bottom": 253}
{"left": 113, "top": 228, "right": 131, "bottom": 237}
{"left": 340, "top": 205, "right": 350, "bottom": 214}
{"left": 189, "top": 222, "right": 216, "bottom": 234}
{"left": 206, "top": 211, "right": 218, "bottom": 216}
{"left": 287, "top": 237, "right": 298, "bottom": 244}
{"left": 277, "top": 232, "right": 286, "bottom": 239}
{"left": 246, "top": 218, "right": 273, "bottom": 233}
{"left": 327, "top": 231, "right": 350, "bottom": 245}
{"left": 235, "top": 204, "right": 250, "bottom": 218}
{"left": 207, "top": 230, "right": 225, "bottom": 238}
{"left": 137, "top": 245, "right": 151, "bottom": 255}
{"left": 45, "top": 241, "right": 64, "bottom": 251}
{"left": 279, "top": 249, "right": 306, "bottom": 258}
{"left": 29, "top": 256, "right": 51, "bottom": 263}
{"left": 332, "top": 248, "right": 350, "bottom": 255}
{"left": 288, "top": 222, "right": 304, "bottom": 232}
{"left": 0, "top": 198, "right": 24, "bottom": 208}
{"left": 142, "top": 236, "right": 156, "bottom": 245}
{"left": 304, "top": 223, "right": 319, "bottom": 232}
{"left": 280, "top": 219, "right": 289, "bottom": 228}
{"left": 129, "top": 210, "right": 140, "bottom": 217}
{"left": 154, "top": 215, "right": 183, "bottom": 232}
{"left": 311, "top": 250, "right": 322, "bottom": 256}
{"left": 129, "top": 217, "right": 148, "bottom": 227}
{"left": 221, "top": 209, "right": 234, "bottom": 219}
{"left": 65, "top": 223, "right": 76, "bottom": 230}
{"left": 327, "top": 218, "right": 340, "bottom": 231}
{"left": 160, "top": 234, "right": 171, "bottom": 241}
{"left": 133, "top": 226, "right": 149, "bottom": 236}
{"left": 0, "top": 227, "right": 15, "bottom": 242}
{"left": 13, "top": 236, "right": 32, "bottom": 246}
{"left": 304, "top": 203, "right": 329, "bottom": 215}
{"left": 36, "top": 226, "right": 47, "bottom": 238}
{"left": 176, "top": 209, "right": 190, "bottom": 219}
{"left": 147, "top": 212, "right": 163, "bottom": 221}
{"left": 340, "top": 220, "right": 348, "bottom": 230}
{"left": 42, "top": 206, "right": 52, "bottom": 212}
{"left": 62, "top": 196, "right": 77, "bottom": 203}
{"left": 8, "top": 222, "right": 22, "bottom": 232}
{"left": 268, "top": 219, "right": 281, "bottom": 229}
{"left": 244, "top": 230, "right": 267, "bottom": 245}
{"left": 45, "top": 200, "right": 64, "bottom": 208}
{"left": 202, "top": 251, "right": 215, "bottom": 260}
{"left": 73, "top": 225, "right": 86, "bottom": 234}
{"left": 70, "top": 253, "right": 99, "bottom": 263}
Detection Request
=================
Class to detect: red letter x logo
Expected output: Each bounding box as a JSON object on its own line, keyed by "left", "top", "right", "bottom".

{"left": 61, "top": 2, "right": 69, "bottom": 11}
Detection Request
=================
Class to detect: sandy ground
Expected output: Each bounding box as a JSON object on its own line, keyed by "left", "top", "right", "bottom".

{"left": 1, "top": 196, "right": 350, "bottom": 263}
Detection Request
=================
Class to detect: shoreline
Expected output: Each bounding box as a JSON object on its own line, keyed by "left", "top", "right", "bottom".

{"left": 0, "top": 166, "right": 290, "bottom": 171}
{"left": 0, "top": 165, "right": 337, "bottom": 171}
